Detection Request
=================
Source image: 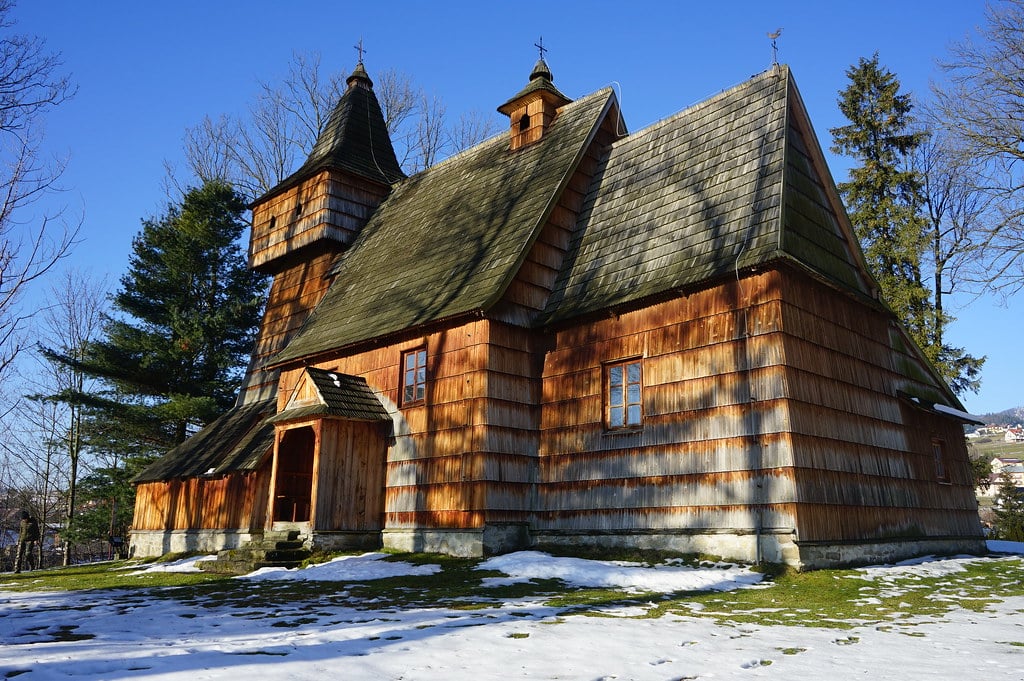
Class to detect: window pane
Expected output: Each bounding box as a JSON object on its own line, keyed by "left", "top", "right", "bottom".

{"left": 627, "top": 362, "right": 641, "bottom": 384}
{"left": 627, "top": 405, "right": 641, "bottom": 425}
{"left": 610, "top": 406, "right": 624, "bottom": 427}
{"left": 627, "top": 383, "right": 641, "bottom": 404}
{"left": 402, "top": 348, "right": 427, "bottom": 405}
{"left": 609, "top": 365, "right": 622, "bottom": 388}
{"left": 610, "top": 385, "right": 623, "bottom": 408}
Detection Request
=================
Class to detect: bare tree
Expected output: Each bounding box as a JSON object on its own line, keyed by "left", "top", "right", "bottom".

{"left": 911, "top": 125, "right": 993, "bottom": 340}
{"left": 1, "top": 384, "right": 67, "bottom": 568}
{"left": 407, "top": 94, "right": 447, "bottom": 174}
{"left": 36, "top": 269, "right": 107, "bottom": 565}
{"left": 932, "top": 0, "right": 1024, "bottom": 296}
{"left": 173, "top": 52, "right": 502, "bottom": 197}
{"left": 174, "top": 51, "right": 345, "bottom": 200}
{"left": 0, "top": 0, "right": 78, "bottom": 382}
{"left": 449, "top": 110, "right": 501, "bottom": 155}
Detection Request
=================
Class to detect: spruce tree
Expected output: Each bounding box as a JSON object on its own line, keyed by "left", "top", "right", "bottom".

{"left": 993, "top": 471, "right": 1024, "bottom": 542}
{"left": 831, "top": 54, "right": 983, "bottom": 395}
{"left": 76, "top": 180, "right": 267, "bottom": 449}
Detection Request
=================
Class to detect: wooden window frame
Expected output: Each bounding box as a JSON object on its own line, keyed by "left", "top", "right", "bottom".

{"left": 604, "top": 358, "right": 643, "bottom": 431}
{"left": 932, "top": 438, "right": 950, "bottom": 484}
{"left": 400, "top": 347, "right": 427, "bottom": 407}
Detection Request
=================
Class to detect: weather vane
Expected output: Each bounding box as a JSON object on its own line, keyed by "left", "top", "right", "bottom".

{"left": 535, "top": 36, "right": 548, "bottom": 61}
{"left": 355, "top": 38, "right": 366, "bottom": 64}
{"left": 767, "top": 28, "right": 782, "bottom": 65}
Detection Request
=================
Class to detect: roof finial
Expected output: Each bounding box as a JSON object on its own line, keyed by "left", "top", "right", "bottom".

{"left": 534, "top": 36, "right": 548, "bottom": 61}
{"left": 354, "top": 37, "right": 366, "bottom": 64}
{"left": 767, "top": 28, "right": 782, "bottom": 66}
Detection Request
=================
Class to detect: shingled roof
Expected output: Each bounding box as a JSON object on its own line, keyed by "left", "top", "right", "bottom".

{"left": 541, "top": 66, "right": 869, "bottom": 323}
{"left": 257, "top": 62, "right": 404, "bottom": 203}
{"left": 133, "top": 399, "right": 276, "bottom": 483}
{"left": 273, "top": 87, "right": 616, "bottom": 364}
{"left": 273, "top": 65, "right": 872, "bottom": 365}
{"left": 270, "top": 368, "right": 391, "bottom": 423}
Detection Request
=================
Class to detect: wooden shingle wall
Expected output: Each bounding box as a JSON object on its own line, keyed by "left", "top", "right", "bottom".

{"left": 779, "top": 271, "right": 982, "bottom": 543}
{"left": 237, "top": 249, "right": 338, "bottom": 403}
{"left": 495, "top": 110, "right": 622, "bottom": 326}
{"left": 280, "top": 320, "right": 494, "bottom": 531}
{"left": 478, "top": 321, "right": 542, "bottom": 525}
{"left": 131, "top": 469, "right": 270, "bottom": 531}
{"left": 249, "top": 170, "right": 390, "bottom": 271}
{"left": 536, "top": 271, "right": 798, "bottom": 537}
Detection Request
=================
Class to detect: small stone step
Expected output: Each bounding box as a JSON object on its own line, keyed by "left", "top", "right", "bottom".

{"left": 197, "top": 532, "right": 312, "bottom": 575}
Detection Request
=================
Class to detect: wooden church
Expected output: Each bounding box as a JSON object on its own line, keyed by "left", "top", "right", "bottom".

{"left": 130, "top": 56, "right": 985, "bottom": 569}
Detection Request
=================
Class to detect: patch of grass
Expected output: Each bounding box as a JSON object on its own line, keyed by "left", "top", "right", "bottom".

{"left": 3, "top": 550, "right": 1023, "bottom": 635}
{"left": 544, "top": 587, "right": 654, "bottom": 613}
{"left": 0, "top": 560, "right": 228, "bottom": 592}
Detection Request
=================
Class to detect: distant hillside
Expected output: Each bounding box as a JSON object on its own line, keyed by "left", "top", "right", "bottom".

{"left": 975, "top": 406, "right": 1024, "bottom": 426}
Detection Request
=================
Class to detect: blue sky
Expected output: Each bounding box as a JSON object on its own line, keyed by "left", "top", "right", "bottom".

{"left": 10, "top": 0, "right": 1018, "bottom": 415}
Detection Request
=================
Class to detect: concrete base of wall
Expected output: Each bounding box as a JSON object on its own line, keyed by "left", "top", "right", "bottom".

{"left": 132, "top": 526, "right": 987, "bottom": 571}
{"left": 383, "top": 523, "right": 531, "bottom": 557}
{"left": 383, "top": 528, "right": 482, "bottom": 557}
{"left": 130, "top": 529, "right": 258, "bottom": 558}
{"left": 310, "top": 531, "right": 382, "bottom": 553}
{"left": 533, "top": 529, "right": 801, "bottom": 566}
{"left": 795, "top": 536, "right": 988, "bottom": 570}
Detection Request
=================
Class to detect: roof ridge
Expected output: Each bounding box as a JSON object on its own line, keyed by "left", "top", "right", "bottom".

{"left": 406, "top": 87, "right": 617, "bottom": 180}
{"left": 610, "top": 65, "right": 789, "bottom": 150}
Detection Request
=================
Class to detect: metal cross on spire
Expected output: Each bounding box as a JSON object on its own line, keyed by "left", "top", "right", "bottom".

{"left": 766, "top": 28, "right": 782, "bottom": 66}
{"left": 355, "top": 37, "right": 366, "bottom": 64}
{"left": 535, "top": 36, "right": 548, "bottom": 61}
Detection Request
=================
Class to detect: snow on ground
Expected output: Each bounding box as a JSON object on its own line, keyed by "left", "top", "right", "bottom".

{"left": 1, "top": 542, "right": 1022, "bottom": 680}
{"left": 241, "top": 553, "right": 442, "bottom": 582}
{"left": 478, "top": 550, "right": 765, "bottom": 592}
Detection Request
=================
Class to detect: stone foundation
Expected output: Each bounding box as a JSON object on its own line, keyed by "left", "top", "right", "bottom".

{"left": 794, "top": 536, "right": 988, "bottom": 570}
{"left": 533, "top": 529, "right": 801, "bottom": 565}
{"left": 129, "top": 529, "right": 258, "bottom": 558}
{"left": 383, "top": 523, "right": 530, "bottom": 557}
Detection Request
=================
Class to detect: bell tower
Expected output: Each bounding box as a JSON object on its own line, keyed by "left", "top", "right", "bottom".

{"left": 497, "top": 46, "right": 571, "bottom": 151}
{"left": 239, "top": 60, "right": 404, "bottom": 404}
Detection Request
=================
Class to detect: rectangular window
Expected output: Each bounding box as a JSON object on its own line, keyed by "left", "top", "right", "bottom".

{"left": 933, "top": 439, "right": 949, "bottom": 483}
{"left": 401, "top": 347, "right": 427, "bottom": 406}
{"left": 606, "top": 359, "right": 642, "bottom": 429}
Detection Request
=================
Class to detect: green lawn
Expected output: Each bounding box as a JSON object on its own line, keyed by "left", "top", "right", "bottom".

{"left": 2, "top": 549, "right": 1022, "bottom": 631}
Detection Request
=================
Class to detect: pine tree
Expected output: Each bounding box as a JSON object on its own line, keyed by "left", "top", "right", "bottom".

{"left": 831, "top": 54, "right": 983, "bottom": 395}
{"left": 993, "top": 471, "right": 1024, "bottom": 542}
{"left": 73, "top": 180, "right": 267, "bottom": 450}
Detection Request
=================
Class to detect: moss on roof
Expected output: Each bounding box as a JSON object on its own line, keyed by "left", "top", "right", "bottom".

{"left": 133, "top": 399, "right": 276, "bottom": 483}
{"left": 541, "top": 66, "right": 869, "bottom": 324}
{"left": 273, "top": 88, "right": 614, "bottom": 364}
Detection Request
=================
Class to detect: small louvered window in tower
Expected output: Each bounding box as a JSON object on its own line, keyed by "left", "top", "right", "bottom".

{"left": 518, "top": 113, "right": 530, "bottom": 133}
